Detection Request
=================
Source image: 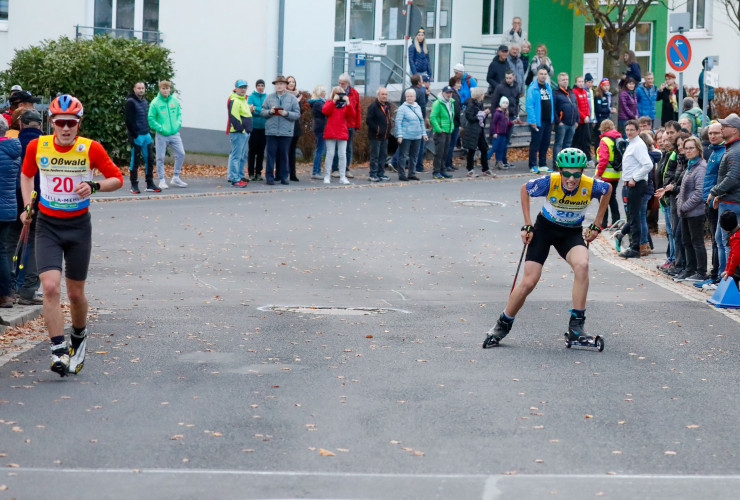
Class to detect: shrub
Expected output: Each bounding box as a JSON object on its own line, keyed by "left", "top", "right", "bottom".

{"left": 296, "top": 94, "right": 399, "bottom": 165}
{"left": 683, "top": 86, "right": 740, "bottom": 118}
{"left": 0, "top": 35, "right": 175, "bottom": 164}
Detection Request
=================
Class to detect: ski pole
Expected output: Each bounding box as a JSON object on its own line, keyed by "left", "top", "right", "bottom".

{"left": 16, "top": 191, "right": 37, "bottom": 271}
{"left": 510, "top": 242, "right": 528, "bottom": 295}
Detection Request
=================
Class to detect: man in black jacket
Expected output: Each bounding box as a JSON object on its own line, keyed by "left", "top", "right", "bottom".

{"left": 486, "top": 45, "right": 510, "bottom": 95}
{"left": 491, "top": 70, "right": 520, "bottom": 166}
{"left": 125, "top": 82, "right": 159, "bottom": 194}
{"left": 366, "top": 87, "right": 392, "bottom": 182}
{"left": 552, "top": 72, "right": 578, "bottom": 169}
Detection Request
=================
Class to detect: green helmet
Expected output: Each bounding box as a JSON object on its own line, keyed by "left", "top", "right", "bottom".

{"left": 556, "top": 148, "right": 588, "bottom": 169}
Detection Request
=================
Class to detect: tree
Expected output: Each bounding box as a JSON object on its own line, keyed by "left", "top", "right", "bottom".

{"left": 720, "top": 0, "right": 740, "bottom": 33}
{"left": 0, "top": 36, "right": 175, "bottom": 164}
{"left": 561, "top": 0, "right": 660, "bottom": 83}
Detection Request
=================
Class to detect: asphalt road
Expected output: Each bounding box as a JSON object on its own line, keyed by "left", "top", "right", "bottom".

{"left": 1, "top": 177, "right": 739, "bottom": 500}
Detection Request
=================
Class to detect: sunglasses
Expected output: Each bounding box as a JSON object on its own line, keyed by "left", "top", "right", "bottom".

{"left": 52, "top": 119, "right": 80, "bottom": 129}
{"left": 560, "top": 171, "right": 583, "bottom": 179}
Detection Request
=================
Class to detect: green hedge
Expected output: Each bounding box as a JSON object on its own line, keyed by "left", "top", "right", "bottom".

{"left": 0, "top": 35, "right": 175, "bottom": 164}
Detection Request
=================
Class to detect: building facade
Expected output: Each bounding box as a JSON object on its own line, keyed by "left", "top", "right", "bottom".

{"left": 1, "top": 0, "right": 736, "bottom": 154}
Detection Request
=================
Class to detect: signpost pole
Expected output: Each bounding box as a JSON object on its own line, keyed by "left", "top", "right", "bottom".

{"left": 677, "top": 28, "right": 684, "bottom": 113}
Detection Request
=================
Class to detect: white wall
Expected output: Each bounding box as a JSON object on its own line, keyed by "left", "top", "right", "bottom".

{"left": 161, "top": 0, "right": 275, "bottom": 133}
{"left": 0, "top": 0, "right": 87, "bottom": 78}
{"left": 282, "top": 0, "right": 335, "bottom": 91}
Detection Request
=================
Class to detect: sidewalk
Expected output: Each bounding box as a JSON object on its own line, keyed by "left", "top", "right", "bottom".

{"left": 591, "top": 228, "right": 740, "bottom": 320}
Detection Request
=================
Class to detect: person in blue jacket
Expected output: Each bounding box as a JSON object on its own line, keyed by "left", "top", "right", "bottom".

{"left": 698, "top": 57, "right": 715, "bottom": 120}
{"left": 408, "top": 28, "right": 432, "bottom": 80}
{"left": 636, "top": 72, "right": 657, "bottom": 126}
{"left": 526, "top": 66, "right": 555, "bottom": 173}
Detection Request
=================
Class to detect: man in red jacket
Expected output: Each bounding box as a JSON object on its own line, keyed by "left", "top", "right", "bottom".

{"left": 331, "top": 73, "right": 361, "bottom": 178}
{"left": 572, "top": 76, "right": 593, "bottom": 165}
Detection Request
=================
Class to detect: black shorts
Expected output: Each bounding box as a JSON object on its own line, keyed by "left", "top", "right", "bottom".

{"left": 525, "top": 214, "right": 586, "bottom": 265}
{"left": 35, "top": 212, "right": 92, "bottom": 281}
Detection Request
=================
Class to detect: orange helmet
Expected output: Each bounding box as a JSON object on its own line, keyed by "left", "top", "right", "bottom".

{"left": 49, "top": 94, "right": 84, "bottom": 118}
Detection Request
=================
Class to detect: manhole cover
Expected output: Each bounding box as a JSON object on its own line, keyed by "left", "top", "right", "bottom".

{"left": 259, "top": 306, "right": 409, "bottom": 315}
{"left": 452, "top": 199, "right": 507, "bottom": 207}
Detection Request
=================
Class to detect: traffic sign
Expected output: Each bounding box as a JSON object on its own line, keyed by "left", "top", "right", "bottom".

{"left": 666, "top": 34, "right": 692, "bottom": 72}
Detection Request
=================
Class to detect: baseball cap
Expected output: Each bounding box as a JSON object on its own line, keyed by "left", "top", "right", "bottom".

{"left": 422, "top": 74, "right": 431, "bottom": 82}
{"left": 498, "top": 44, "right": 509, "bottom": 52}
{"left": 442, "top": 85, "right": 454, "bottom": 93}
{"left": 10, "top": 85, "right": 23, "bottom": 92}
{"left": 20, "top": 109, "right": 42, "bottom": 124}
{"left": 9, "top": 90, "right": 41, "bottom": 104}
{"left": 235, "top": 79, "right": 248, "bottom": 88}
{"left": 453, "top": 63, "right": 464, "bottom": 73}
{"left": 718, "top": 113, "right": 740, "bottom": 130}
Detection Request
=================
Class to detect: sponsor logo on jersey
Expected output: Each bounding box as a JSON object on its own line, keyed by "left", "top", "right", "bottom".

{"left": 76, "top": 143, "right": 87, "bottom": 153}
{"left": 50, "top": 157, "right": 88, "bottom": 166}
{"left": 40, "top": 157, "right": 49, "bottom": 166}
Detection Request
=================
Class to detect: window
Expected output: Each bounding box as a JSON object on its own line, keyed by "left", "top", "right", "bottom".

{"left": 482, "top": 0, "right": 504, "bottom": 35}
{"left": 335, "top": 0, "right": 346, "bottom": 41}
{"left": 116, "top": 0, "right": 134, "bottom": 30}
{"left": 350, "top": 0, "right": 375, "bottom": 40}
{"left": 382, "top": 0, "right": 405, "bottom": 40}
{"left": 439, "top": 0, "right": 452, "bottom": 38}
{"left": 94, "top": 0, "right": 159, "bottom": 37}
{"left": 633, "top": 23, "right": 652, "bottom": 76}
{"left": 0, "top": 0, "right": 8, "bottom": 22}
{"left": 438, "top": 43, "right": 451, "bottom": 80}
{"left": 686, "top": 0, "right": 705, "bottom": 30}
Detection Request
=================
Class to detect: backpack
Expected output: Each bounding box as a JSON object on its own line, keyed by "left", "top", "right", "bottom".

{"left": 604, "top": 136, "right": 627, "bottom": 171}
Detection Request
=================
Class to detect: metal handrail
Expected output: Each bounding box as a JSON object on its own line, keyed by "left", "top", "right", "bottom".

{"left": 75, "top": 25, "right": 163, "bottom": 44}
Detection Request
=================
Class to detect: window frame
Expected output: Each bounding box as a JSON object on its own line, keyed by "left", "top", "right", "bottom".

{"left": 333, "top": 0, "right": 454, "bottom": 88}
{"left": 91, "top": 0, "right": 158, "bottom": 35}
{"left": 481, "top": 0, "right": 505, "bottom": 37}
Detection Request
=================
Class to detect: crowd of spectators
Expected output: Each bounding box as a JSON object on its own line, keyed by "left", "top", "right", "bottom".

{"left": 2, "top": 15, "right": 737, "bottom": 300}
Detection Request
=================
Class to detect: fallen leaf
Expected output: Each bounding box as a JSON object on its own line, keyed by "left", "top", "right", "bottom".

{"left": 686, "top": 424, "right": 700, "bottom": 429}
{"left": 585, "top": 414, "right": 593, "bottom": 419}
{"left": 170, "top": 435, "right": 184, "bottom": 440}
{"left": 319, "top": 448, "right": 335, "bottom": 456}
{"left": 413, "top": 450, "right": 425, "bottom": 456}
{"left": 665, "top": 451, "right": 677, "bottom": 455}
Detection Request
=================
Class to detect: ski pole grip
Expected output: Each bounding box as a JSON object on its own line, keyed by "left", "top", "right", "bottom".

{"left": 588, "top": 223, "right": 602, "bottom": 233}
{"left": 24, "top": 191, "right": 37, "bottom": 219}
{"left": 521, "top": 225, "right": 534, "bottom": 234}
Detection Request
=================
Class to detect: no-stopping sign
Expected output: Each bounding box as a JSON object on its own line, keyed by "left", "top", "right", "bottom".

{"left": 666, "top": 34, "right": 692, "bottom": 72}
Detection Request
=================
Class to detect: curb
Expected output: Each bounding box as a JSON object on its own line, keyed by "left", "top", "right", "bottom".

{"left": 0, "top": 304, "right": 43, "bottom": 332}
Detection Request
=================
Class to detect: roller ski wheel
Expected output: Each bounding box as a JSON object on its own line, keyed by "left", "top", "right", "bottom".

{"left": 482, "top": 317, "right": 513, "bottom": 349}
{"left": 564, "top": 333, "right": 604, "bottom": 352}
{"left": 482, "top": 334, "right": 500, "bottom": 349}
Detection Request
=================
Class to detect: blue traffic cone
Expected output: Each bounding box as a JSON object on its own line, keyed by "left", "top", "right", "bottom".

{"left": 707, "top": 277, "right": 740, "bottom": 309}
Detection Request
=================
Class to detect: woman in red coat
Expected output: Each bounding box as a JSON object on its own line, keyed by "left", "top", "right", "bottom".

{"left": 322, "top": 86, "right": 356, "bottom": 185}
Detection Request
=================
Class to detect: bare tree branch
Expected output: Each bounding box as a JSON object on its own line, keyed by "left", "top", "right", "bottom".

{"left": 721, "top": 0, "right": 740, "bottom": 33}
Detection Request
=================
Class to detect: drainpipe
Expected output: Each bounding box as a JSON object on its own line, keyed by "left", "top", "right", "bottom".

{"left": 277, "top": 0, "right": 285, "bottom": 74}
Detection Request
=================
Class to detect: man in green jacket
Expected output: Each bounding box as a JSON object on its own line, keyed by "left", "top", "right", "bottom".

{"left": 148, "top": 80, "right": 187, "bottom": 189}
{"left": 430, "top": 86, "right": 455, "bottom": 179}
{"left": 227, "top": 80, "right": 253, "bottom": 187}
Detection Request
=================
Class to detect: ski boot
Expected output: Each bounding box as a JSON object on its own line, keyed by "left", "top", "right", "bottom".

{"left": 50, "top": 342, "right": 70, "bottom": 377}
{"left": 68, "top": 328, "right": 88, "bottom": 375}
{"left": 482, "top": 314, "right": 514, "bottom": 348}
{"left": 564, "top": 310, "right": 604, "bottom": 351}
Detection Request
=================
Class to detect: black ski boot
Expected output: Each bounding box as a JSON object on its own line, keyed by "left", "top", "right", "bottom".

{"left": 482, "top": 314, "right": 514, "bottom": 348}
{"left": 567, "top": 310, "right": 591, "bottom": 343}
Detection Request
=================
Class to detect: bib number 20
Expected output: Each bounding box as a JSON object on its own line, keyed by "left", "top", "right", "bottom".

{"left": 556, "top": 210, "right": 576, "bottom": 218}
{"left": 51, "top": 177, "right": 75, "bottom": 193}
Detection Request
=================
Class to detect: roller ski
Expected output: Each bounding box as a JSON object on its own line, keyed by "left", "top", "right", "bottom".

{"left": 564, "top": 310, "right": 604, "bottom": 352}
{"left": 482, "top": 314, "right": 514, "bottom": 348}
{"left": 50, "top": 343, "right": 70, "bottom": 377}
{"left": 68, "top": 328, "right": 88, "bottom": 375}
